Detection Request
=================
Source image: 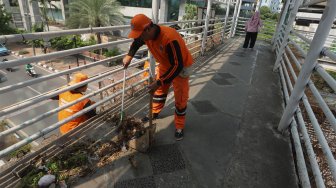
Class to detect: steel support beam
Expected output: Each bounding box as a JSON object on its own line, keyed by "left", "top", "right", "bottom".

{"left": 232, "top": 0, "right": 242, "bottom": 37}
{"left": 221, "top": 0, "right": 231, "bottom": 42}
{"left": 273, "top": 0, "right": 303, "bottom": 70}
{"left": 272, "top": 0, "right": 291, "bottom": 49}
{"left": 278, "top": 1, "right": 336, "bottom": 134}
{"left": 201, "top": 0, "right": 213, "bottom": 55}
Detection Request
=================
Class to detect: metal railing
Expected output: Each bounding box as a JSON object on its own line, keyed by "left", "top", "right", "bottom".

{"left": 273, "top": 0, "right": 336, "bottom": 187}
{"left": 0, "top": 13, "right": 234, "bottom": 162}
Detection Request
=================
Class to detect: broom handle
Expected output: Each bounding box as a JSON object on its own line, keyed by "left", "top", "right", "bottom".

{"left": 121, "top": 69, "right": 126, "bottom": 116}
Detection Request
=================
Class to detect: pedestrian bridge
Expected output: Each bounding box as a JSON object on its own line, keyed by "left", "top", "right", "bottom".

{"left": 0, "top": 0, "right": 336, "bottom": 187}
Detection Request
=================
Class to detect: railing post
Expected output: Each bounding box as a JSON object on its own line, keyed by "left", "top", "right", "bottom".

{"left": 272, "top": 0, "right": 291, "bottom": 50}
{"left": 201, "top": 0, "right": 213, "bottom": 55}
{"left": 229, "top": 0, "right": 239, "bottom": 37}
{"left": 278, "top": 0, "right": 336, "bottom": 132}
{"left": 273, "top": 0, "right": 303, "bottom": 71}
{"left": 98, "top": 81, "right": 105, "bottom": 111}
{"left": 232, "top": 0, "right": 242, "bottom": 37}
{"left": 230, "top": 0, "right": 239, "bottom": 37}
{"left": 148, "top": 0, "right": 160, "bottom": 127}
{"left": 221, "top": 0, "right": 231, "bottom": 43}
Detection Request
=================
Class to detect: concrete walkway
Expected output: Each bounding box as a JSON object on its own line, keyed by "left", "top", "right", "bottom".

{"left": 75, "top": 39, "right": 298, "bottom": 188}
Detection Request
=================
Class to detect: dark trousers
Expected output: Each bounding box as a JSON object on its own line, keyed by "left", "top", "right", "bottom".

{"left": 243, "top": 32, "right": 258, "bottom": 48}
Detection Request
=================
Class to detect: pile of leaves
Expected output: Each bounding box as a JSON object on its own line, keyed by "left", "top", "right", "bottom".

{"left": 117, "top": 117, "right": 146, "bottom": 143}
{"left": 18, "top": 116, "right": 146, "bottom": 187}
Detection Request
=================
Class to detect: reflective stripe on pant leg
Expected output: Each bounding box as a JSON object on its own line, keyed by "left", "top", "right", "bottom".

{"left": 173, "top": 76, "right": 189, "bottom": 129}
{"left": 152, "top": 83, "right": 170, "bottom": 114}
{"left": 175, "top": 106, "right": 187, "bottom": 129}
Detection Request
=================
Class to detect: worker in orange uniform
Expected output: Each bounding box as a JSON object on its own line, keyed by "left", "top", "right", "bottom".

{"left": 123, "top": 14, "right": 193, "bottom": 141}
{"left": 143, "top": 60, "right": 158, "bottom": 84}
{"left": 52, "top": 73, "right": 96, "bottom": 135}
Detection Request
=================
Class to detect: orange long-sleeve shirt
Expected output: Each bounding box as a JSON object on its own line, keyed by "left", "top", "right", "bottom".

{"left": 128, "top": 25, "right": 193, "bottom": 86}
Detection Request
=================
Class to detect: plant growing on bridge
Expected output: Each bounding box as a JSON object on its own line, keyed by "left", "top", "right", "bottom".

{"left": 66, "top": 0, "right": 125, "bottom": 45}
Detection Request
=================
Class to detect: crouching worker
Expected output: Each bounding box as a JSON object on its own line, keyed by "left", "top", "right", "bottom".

{"left": 51, "top": 73, "right": 96, "bottom": 135}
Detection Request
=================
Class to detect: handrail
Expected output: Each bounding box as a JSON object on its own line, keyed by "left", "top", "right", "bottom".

{"left": 0, "top": 78, "right": 147, "bottom": 158}
{"left": 0, "top": 68, "right": 149, "bottom": 138}
{"left": 0, "top": 51, "right": 148, "bottom": 94}
{"left": 0, "top": 17, "right": 230, "bottom": 160}
{"left": 0, "top": 19, "right": 207, "bottom": 44}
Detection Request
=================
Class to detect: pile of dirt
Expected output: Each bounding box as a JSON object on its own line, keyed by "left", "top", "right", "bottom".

{"left": 16, "top": 116, "right": 148, "bottom": 187}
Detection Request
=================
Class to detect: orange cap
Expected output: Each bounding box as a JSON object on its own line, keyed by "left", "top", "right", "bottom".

{"left": 69, "top": 73, "right": 88, "bottom": 85}
{"left": 128, "top": 14, "right": 152, "bottom": 39}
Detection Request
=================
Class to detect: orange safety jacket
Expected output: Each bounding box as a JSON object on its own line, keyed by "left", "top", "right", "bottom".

{"left": 128, "top": 25, "right": 193, "bottom": 86}
{"left": 58, "top": 90, "right": 91, "bottom": 134}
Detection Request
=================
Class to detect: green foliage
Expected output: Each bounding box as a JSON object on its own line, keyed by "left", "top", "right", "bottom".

{"left": 66, "top": 0, "right": 124, "bottom": 29}
{"left": 327, "top": 70, "right": 336, "bottom": 80}
{"left": 66, "top": 0, "right": 124, "bottom": 45}
{"left": 182, "top": 4, "right": 198, "bottom": 31}
{"left": 32, "top": 24, "right": 44, "bottom": 32}
{"left": 0, "top": 4, "right": 17, "bottom": 35}
{"left": 19, "top": 144, "right": 89, "bottom": 187}
{"left": 9, "top": 144, "right": 31, "bottom": 158}
{"left": 25, "top": 24, "right": 45, "bottom": 47}
{"left": 50, "top": 35, "right": 96, "bottom": 50}
{"left": 257, "top": 19, "right": 277, "bottom": 42}
{"left": 330, "top": 39, "right": 336, "bottom": 53}
{"left": 105, "top": 47, "right": 122, "bottom": 66}
{"left": 183, "top": 4, "right": 197, "bottom": 21}
{"left": 21, "top": 171, "right": 44, "bottom": 187}
{"left": 104, "top": 47, "right": 121, "bottom": 57}
{"left": 259, "top": 6, "right": 278, "bottom": 21}
{"left": 18, "top": 50, "right": 29, "bottom": 55}
{"left": 272, "top": 13, "right": 280, "bottom": 20}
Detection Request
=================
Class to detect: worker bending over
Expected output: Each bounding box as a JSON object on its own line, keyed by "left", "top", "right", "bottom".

{"left": 123, "top": 14, "right": 193, "bottom": 140}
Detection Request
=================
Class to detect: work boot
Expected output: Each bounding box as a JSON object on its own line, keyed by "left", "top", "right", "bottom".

{"left": 175, "top": 129, "right": 184, "bottom": 141}
{"left": 141, "top": 113, "right": 159, "bottom": 123}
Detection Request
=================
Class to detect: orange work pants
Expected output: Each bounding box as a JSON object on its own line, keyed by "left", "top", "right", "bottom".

{"left": 152, "top": 75, "right": 189, "bottom": 129}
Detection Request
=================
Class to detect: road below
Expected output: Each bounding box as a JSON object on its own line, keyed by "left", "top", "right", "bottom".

{"left": 0, "top": 55, "right": 67, "bottom": 143}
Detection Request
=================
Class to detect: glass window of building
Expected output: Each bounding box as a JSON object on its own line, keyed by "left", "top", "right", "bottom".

{"left": 118, "top": 0, "right": 152, "bottom": 8}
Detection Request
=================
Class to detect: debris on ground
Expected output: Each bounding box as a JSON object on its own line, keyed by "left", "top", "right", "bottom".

{"left": 16, "top": 115, "right": 152, "bottom": 187}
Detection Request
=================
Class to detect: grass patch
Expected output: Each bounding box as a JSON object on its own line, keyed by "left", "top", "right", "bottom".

{"left": 9, "top": 144, "right": 31, "bottom": 158}
{"left": 18, "top": 50, "right": 29, "bottom": 55}
{"left": 327, "top": 70, "right": 336, "bottom": 80}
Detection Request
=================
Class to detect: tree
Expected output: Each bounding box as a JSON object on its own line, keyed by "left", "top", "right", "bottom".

{"left": 259, "top": 6, "right": 278, "bottom": 21}
{"left": 66, "top": 0, "right": 124, "bottom": 45}
{"left": 182, "top": 4, "right": 197, "bottom": 29}
{"left": 183, "top": 4, "right": 197, "bottom": 20}
{"left": 0, "top": 4, "right": 16, "bottom": 35}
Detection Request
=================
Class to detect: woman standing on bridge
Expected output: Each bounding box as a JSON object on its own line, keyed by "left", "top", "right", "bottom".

{"left": 243, "top": 11, "right": 263, "bottom": 49}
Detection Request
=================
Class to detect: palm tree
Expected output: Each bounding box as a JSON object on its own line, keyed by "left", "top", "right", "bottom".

{"left": 66, "top": 0, "right": 124, "bottom": 45}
